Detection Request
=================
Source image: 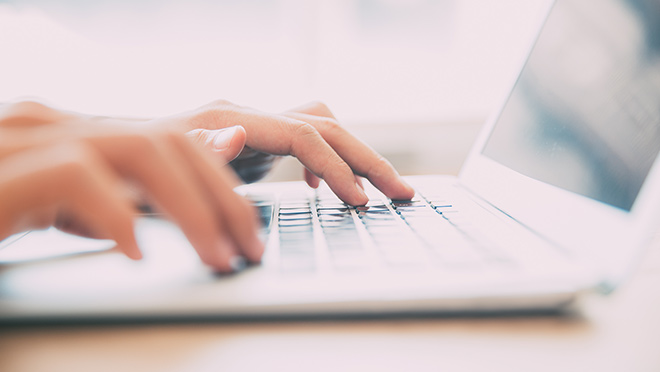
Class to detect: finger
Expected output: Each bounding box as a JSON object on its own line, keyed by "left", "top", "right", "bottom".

{"left": 286, "top": 122, "right": 367, "bottom": 205}
{"left": 0, "top": 101, "right": 75, "bottom": 128}
{"left": 284, "top": 102, "right": 413, "bottom": 199}
{"left": 0, "top": 143, "right": 140, "bottom": 259}
{"left": 63, "top": 158, "right": 141, "bottom": 260}
{"left": 55, "top": 211, "right": 102, "bottom": 239}
{"left": 283, "top": 111, "right": 414, "bottom": 200}
{"left": 185, "top": 126, "right": 246, "bottom": 164}
{"left": 163, "top": 103, "right": 368, "bottom": 204}
{"left": 170, "top": 134, "right": 265, "bottom": 263}
{"left": 87, "top": 132, "right": 239, "bottom": 271}
{"left": 304, "top": 167, "right": 321, "bottom": 189}
{"left": 210, "top": 114, "right": 367, "bottom": 205}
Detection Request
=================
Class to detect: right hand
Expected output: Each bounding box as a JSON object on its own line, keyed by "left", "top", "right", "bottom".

{"left": 0, "top": 103, "right": 264, "bottom": 273}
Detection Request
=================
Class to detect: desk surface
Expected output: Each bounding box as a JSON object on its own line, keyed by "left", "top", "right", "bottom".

{"left": 2, "top": 237, "right": 660, "bottom": 372}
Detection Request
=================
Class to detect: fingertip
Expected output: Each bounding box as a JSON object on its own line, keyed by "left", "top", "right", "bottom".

{"left": 396, "top": 178, "right": 416, "bottom": 199}
{"left": 341, "top": 184, "right": 369, "bottom": 206}
{"left": 374, "top": 176, "right": 415, "bottom": 201}
{"left": 244, "top": 234, "right": 265, "bottom": 263}
{"left": 229, "top": 255, "right": 247, "bottom": 272}
{"left": 119, "top": 239, "right": 143, "bottom": 260}
{"left": 204, "top": 236, "right": 244, "bottom": 273}
{"left": 354, "top": 187, "right": 369, "bottom": 206}
{"left": 128, "top": 249, "right": 143, "bottom": 261}
{"left": 304, "top": 169, "right": 321, "bottom": 189}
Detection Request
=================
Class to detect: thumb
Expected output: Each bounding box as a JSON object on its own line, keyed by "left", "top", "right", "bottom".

{"left": 186, "top": 126, "right": 247, "bottom": 164}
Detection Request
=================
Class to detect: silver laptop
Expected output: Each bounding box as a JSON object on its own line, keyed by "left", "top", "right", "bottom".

{"left": 1, "top": 0, "right": 660, "bottom": 321}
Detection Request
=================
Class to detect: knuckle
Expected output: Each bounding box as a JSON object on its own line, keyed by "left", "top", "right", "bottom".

{"left": 192, "top": 107, "right": 234, "bottom": 130}
{"left": 209, "top": 99, "right": 237, "bottom": 109}
{"left": 1, "top": 101, "right": 53, "bottom": 123}
{"left": 55, "top": 145, "right": 96, "bottom": 183}
{"left": 7, "top": 101, "right": 48, "bottom": 114}
{"left": 309, "top": 100, "right": 328, "bottom": 111}
{"left": 289, "top": 122, "right": 321, "bottom": 154}
{"left": 318, "top": 118, "right": 342, "bottom": 134}
{"left": 307, "top": 100, "right": 333, "bottom": 117}
{"left": 319, "top": 152, "right": 350, "bottom": 179}
{"left": 125, "top": 132, "right": 160, "bottom": 159}
{"left": 185, "top": 128, "right": 206, "bottom": 144}
{"left": 310, "top": 100, "right": 327, "bottom": 109}
{"left": 292, "top": 122, "right": 319, "bottom": 138}
{"left": 162, "top": 129, "right": 187, "bottom": 145}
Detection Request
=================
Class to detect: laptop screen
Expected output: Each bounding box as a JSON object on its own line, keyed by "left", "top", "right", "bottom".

{"left": 482, "top": 0, "right": 660, "bottom": 211}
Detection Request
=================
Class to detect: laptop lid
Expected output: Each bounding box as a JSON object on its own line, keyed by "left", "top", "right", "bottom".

{"left": 460, "top": 0, "right": 660, "bottom": 288}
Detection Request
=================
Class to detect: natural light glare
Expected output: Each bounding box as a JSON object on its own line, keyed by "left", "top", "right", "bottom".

{"left": 0, "top": 0, "right": 549, "bottom": 122}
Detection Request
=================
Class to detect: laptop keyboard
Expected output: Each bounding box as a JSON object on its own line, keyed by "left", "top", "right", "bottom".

{"left": 248, "top": 186, "right": 509, "bottom": 274}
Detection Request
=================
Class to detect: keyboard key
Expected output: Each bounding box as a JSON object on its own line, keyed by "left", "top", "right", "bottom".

{"left": 254, "top": 204, "right": 273, "bottom": 231}
{"left": 434, "top": 205, "right": 457, "bottom": 214}
{"left": 279, "top": 208, "right": 311, "bottom": 215}
{"left": 362, "top": 221, "right": 400, "bottom": 230}
{"left": 319, "top": 214, "right": 351, "bottom": 222}
{"left": 279, "top": 243, "right": 315, "bottom": 256}
{"left": 326, "top": 240, "right": 363, "bottom": 251}
{"left": 279, "top": 231, "right": 314, "bottom": 242}
{"left": 316, "top": 203, "right": 349, "bottom": 209}
{"left": 317, "top": 208, "right": 349, "bottom": 215}
{"left": 426, "top": 234, "right": 484, "bottom": 266}
{"left": 381, "top": 249, "right": 427, "bottom": 267}
{"left": 279, "top": 256, "right": 316, "bottom": 273}
{"left": 330, "top": 252, "right": 370, "bottom": 271}
{"left": 279, "top": 214, "right": 312, "bottom": 222}
{"left": 359, "top": 210, "right": 396, "bottom": 218}
{"left": 358, "top": 204, "right": 389, "bottom": 211}
{"left": 279, "top": 224, "right": 313, "bottom": 233}
{"left": 429, "top": 200, "right": 452, "bottom": 208}
{"left": 280, "top": 203, "right": 311, "bottom": 210}
{"left": 245, "top": 193, "right": 276, "bottom": 203}
{"left": 392, "top": 200, "right": 427, "bottom": 208}
{"left": 397, "top": 207, "right": 435, "bottom": 216}
{"left": 324, "top": 232, "right": 359, "bottom": 243}
{"left": 357, "top": 207, "right": 391, "bottom": 214}
{"left": 321, "top": 221, "right": 355, "bottom": 230}
{"left": 279, "top": 219, "right": 312, "bottom": 228}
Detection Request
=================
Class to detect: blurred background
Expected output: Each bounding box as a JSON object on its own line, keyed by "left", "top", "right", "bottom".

{"left": 0, "top": 0, "right": 549, "bottom": 180}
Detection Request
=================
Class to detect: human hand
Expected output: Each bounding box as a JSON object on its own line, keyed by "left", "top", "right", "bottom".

{"left": 0, "top": 103, "right": 264, "bottom": 272}
{"left": 159, "top": 100, "right": 415, "bottom": 205}
{"left": 185, "top": 125, "right": 278, "bottom": 183}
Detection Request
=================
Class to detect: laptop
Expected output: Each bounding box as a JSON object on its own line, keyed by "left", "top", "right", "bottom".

{"left": 1, "top": 0, "right": 659, "bottom": 322}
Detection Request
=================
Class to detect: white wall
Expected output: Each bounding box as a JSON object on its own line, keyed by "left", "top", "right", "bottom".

{"left": 0, "top": 0, "right": 551, "bottom": 178}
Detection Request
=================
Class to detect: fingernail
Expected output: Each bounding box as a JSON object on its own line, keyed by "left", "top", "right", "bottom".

{"left": 212, "top": 126, "right": 239, "bottom": 151}
{"left": 229, "top": 255, "right": 247, "bottom": 272}
{"left": 129, "top": 249, "right": 143, "bottom": 261}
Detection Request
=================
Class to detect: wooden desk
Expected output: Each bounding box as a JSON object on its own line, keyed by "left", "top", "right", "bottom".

{"left": 2, "top": 237, "right": 660, "bottom": 372}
